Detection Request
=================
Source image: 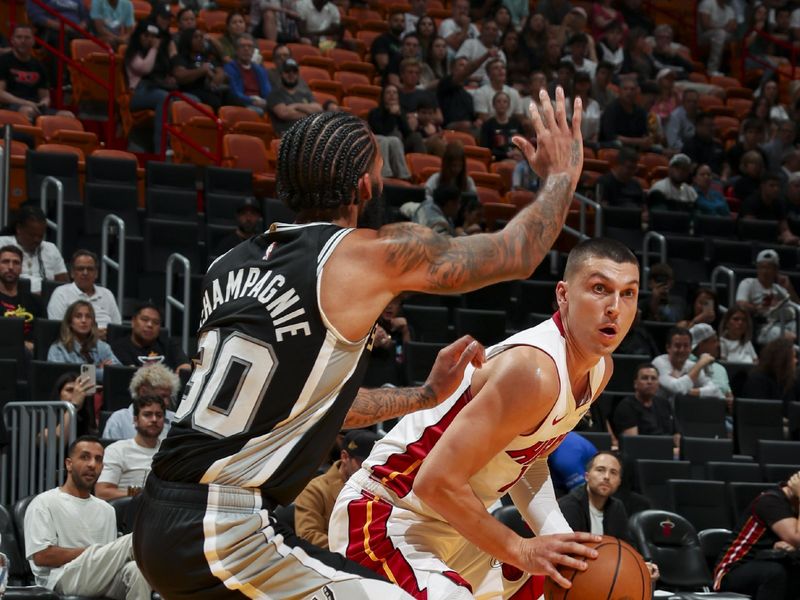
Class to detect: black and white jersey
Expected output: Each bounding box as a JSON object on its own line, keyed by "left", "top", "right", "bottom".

{"left": 152, "top": 223, "right": 373, "bottom": 506}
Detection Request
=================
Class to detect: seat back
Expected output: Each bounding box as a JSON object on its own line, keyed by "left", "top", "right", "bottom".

{"left": 453, "top": 308, "right": 506, "bottom": 346}
{"left": 674, "top": 395, "right": 727, "bottom": 438}
{"left": 402, "top": 305, "right": 450, "bottom": 343}
{"left": 404, "top": 341, "right": 446, "bottom": 386}
{"left": 727, "top": 481, "right": 772, "bottom": 524}
{"left": 635, "top": 459, "right": 692, "bottom": 509}
{"left": 734, "top": 398, "right": 784, "bottom": 456}
{"left": 86, "top": 155, "right": 138, "bottom": 187}
{"left": 628, "top": 509, "right": 712, "bottom": 590}
{"left": 84, "top": 182, "right": 141, "bottom": 237}
{"left": 223, "top": 134, "right": 269, "bottom": 174}
{"left": 0, "top": 318, "right": 26, "bottom": 363}
{"left": 681, "top": 437, "right": 734, "bottom": 479}
{"left": 668, "top": 479, "right": 731, "bottom": 531}
{"left": 705, "top": 461, "right": 762, "bottom": 482}
{"left": 697, "top": 528, "right": 732, "bottom": 573}
{"left": 25, "top": 150, "right": 82, "bottom": 205}
{"left": 756, "top": 440, "right": 800, "bottom": 465}
{"left": 102, "top": 365, "right": 137, "bottom": 412}
{"left": 146, "top": 161, "right": 197, "bottom": 190}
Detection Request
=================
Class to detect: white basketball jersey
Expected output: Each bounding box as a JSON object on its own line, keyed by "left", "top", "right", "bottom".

{"left": 363, "top": 313, "right": 606, "bottom": 518}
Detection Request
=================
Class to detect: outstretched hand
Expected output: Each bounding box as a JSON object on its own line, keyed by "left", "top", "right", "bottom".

{"left": 512, "top": 86, "right": 583, "bottom": 189}
{"left": 424, "top": 335, "right": 486, "bottom": 404}
{"left": 518, "top": 532, "right": 600, "bottom": 588}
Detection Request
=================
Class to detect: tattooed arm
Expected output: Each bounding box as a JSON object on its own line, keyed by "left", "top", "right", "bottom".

{"left": 342, "top": 336, "right": 485, "bottom": 429}
{"left": 376, "top": 87, "right": 584, "bottom": 297}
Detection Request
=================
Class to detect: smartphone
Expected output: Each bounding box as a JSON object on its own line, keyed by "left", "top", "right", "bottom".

{"left": 80, "top": 364, "right": 97, "bottom": 394}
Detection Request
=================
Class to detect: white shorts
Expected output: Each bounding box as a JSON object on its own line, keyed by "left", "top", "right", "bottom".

{"left": 329, "top": 471, "right": 544, "bottom": 600}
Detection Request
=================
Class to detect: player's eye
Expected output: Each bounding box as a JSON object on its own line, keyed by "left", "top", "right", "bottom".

{"left": 593, "top": 284, "right": 605, "bottom": 293}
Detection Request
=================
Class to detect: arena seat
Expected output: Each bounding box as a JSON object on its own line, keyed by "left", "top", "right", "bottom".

{"left": 333, "top": 70, "right": 371, "bottom": 93}
{"left": 169, "top": 101, "right": 221, "bottom": 166}
{"left": 619, "top": 434, "right": 674, "bottom": 462}
{"left": 727, "top": 481, "right": 772, "bottom": 523}
{"left": 462, "top": 281, "right": 516, "bottom": 313}
{"left": 681, "top": 437, "right": 736, "bottom": 479}
{"left": 300, "top": 65, "right": 332, "bottom": 82}
{"left": 404, "top": 341, "right": 447, "bottom": 385}
{"left": 32, "top": 318, "right": 63, "bottom": 361}
{"left": 197, "top": 9, "right": 227, "bottom": 32}
{"left": 336, "top": 60, "right": 376, "bottom": 79}
{"left": 635, "top": 459, "right": 692, "bottom": 509}
{"left": 674, "top": 395, "right": 727, "bottom": 439}
{"left": 756, "top": 440, "right": 800, "bottom": 466}
{"left": 734, "top": 398, "right": 784, "bottom": 456}
{"left": 648, "top": 210, "right": 691, "bottom": 235}
{"left": 222, "top": 134, "right": 276, "bottom": 197}
{"left": 36, "top": 115, "right": 100, "bottom": 157}
{"left": 286, "top": 43, "right": 321, "bottom": 62}
{"left": 308, "top": 79, "right": 344, "bottom": 101}
{"left": 705, "top": 461, "right": 762, "bottom": 483}
{"left": 26, "top": 149, "right": 83, "bottom": 208}
{"left": 405, "top": 153, "right": 441, "bottom": 184}
{"left": 694, "top": 214, "right": 737, "bottom": 238}
{"left": 697, "top": 528, "right": 732, "bottom": 572}
{"left": 402, "top": 305, "right": 451, "bottom": 343}
{"left": 472, "top": 172, "right": 504, "bottom": 192}
{"left": 0, "top": 109, "right": 44, "bottom": 147}
{"left": 453, "top": 308, "right": 507, "bottom": 346}
{"left": 576, "top": 431, "right": 612, "bottom": 450}
{"left": 347, "top": 83, "right": 382, "bottom": 103}
{"left": 341, "top": 95, "right": 377, "bottom": 119}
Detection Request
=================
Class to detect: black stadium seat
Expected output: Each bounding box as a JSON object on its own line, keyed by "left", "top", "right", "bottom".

{"left": 734, "top": 398, "right": 784, "bottom": 456}
{"left": 727, "top": 481, "right": 772, "bottom": 523}
{"left": 668, "top": 479, "right": 731, "bottom": 531}
{"left": 705, "top": 461, "right": 762, "bottom": 483}
{"left": 674, "top": 395, "right": 727, "bottom": 438}
{"left": 635, "top": 459, "right": 691, "bottom": 509}
{"left": 681, "top": 437, "right": 735, "bottom": 479}
{"left": 403, "top": 305, "right": 450, "bottom": 343}
{"left": 756, "top": 440, "right": 800, "bottom": 465}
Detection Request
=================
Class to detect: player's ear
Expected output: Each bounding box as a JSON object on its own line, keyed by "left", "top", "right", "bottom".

{"left": 555, "top": 280, "right": 568, "bottom": 306}
{"left": 357, "top": 173, "right": 373, "bottom": 202}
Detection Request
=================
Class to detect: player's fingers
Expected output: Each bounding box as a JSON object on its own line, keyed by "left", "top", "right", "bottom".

{"left": 562, "top": 532, "right": 602, "bottom": 544}
{"left": 539, "top": 88, "right": 557, "bottom": 132}
{"left": 557, "top": 540, "right": 599, "bottom": 560}
{"left": 454, "top": 339, "right": 484, "bottom": 371}
{"left": 571, "top": 95, "right": 583, "bottom": 141}
{"left": 546, "top": 564, "right": 573, "bottom": 589}
{"left": 528, "top": 98, "right": 547, "bottom": 138}
{"left": 554, "top": 86, "right": 569, "bottom": 133}
{"left": 511, "top": 135, "right": 535, "bottom": 166}
{"left": 553, "top": 552, "right": 589, "bottom": 571}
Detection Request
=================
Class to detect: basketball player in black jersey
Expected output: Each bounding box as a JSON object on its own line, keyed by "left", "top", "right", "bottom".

{"left": 133, "top": 87, "right": 591, "bottom": 600}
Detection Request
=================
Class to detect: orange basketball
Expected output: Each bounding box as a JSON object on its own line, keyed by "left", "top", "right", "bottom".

{"left": 542, "top": 535, "right": 652, "bottom": 600}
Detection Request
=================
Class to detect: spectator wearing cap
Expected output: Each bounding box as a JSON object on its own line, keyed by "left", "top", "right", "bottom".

{"left": 224, "top": 34, "right": 271, "bottom": 116}
{"left": 455, "top": 19, "right": 504, "bottom": 87}
{"left": 267, "top": 45, "right": 310, "bottom": 94}
{"left": 213, "top": 198, "right": 264, "bottom": 257}
{"left": 266, "top": 57, "right": 322, "bottom": 137}
{"left": 294, "top": 429, "right": 380, "bottom": 549}
{"left": 736, "top": 249, "right": 799, "bottom": 345}
{"left": 652, "top": 68, "right": 680, "bottom": 123}
{"left": 742, "top": 173, "right": 800, "bottom": 246}
{"left": 597, "top": 146, "right": 644, "bottom": 207}
{"left": 682, "top": 112, "right": 725, "bottom": 176}
{"left": 648, "top": 153, "right": 698, "bottom": 210}
{"left": 563, "top": 33, "right": 596, "bottom": 79}
{"left": 611, "top": 363, "right": 679, "bottom": 451}
{"left": 689, "top": 323, "right": 733, "bottom": 401}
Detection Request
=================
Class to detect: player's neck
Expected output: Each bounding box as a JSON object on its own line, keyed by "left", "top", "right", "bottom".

{"left": 564, "top": 344, "right": 599, "bottom": 393}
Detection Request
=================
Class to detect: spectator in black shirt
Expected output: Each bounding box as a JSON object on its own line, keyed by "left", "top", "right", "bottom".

{"left": 437, "top": 56, "right": 480, "bottom": 133}
{"left": 110, "top": 302, "right": 191, "bottom": 373}
{"left": 479, "top": 91, "right": 522, "bottom": 161}
{"left": 618, "top": 0, "right": 654, "bottom": 34}
{"left": 371, "top": 10, "right": 405, "bottom": 82}
{"left": 742, "top": 173, "right": 800, "bottom": 246}
{"left": 213, "top": 197, "right": 264, "bottom": 257}
{"left": 732, "top": 150, "right": 765, "bottom": 201}
{"left": 0, "top": 24, "right": 73, "bottom": 122}
{"left": 612, "top": 363, "right": 679, "bottom": 451}
{"left": 725, "top": 119, "right": 768, "bottom": 179}
{"left": 599, "top": 77, "right": 653, "bottom": 149}
{"left": 597, "top": 146, "right": 644, "bottom": 207}
{"left": 398, "top": 58, "right": 438, "bottom": 116}
{"left": 172, "top": 28, "right": 229, "bottom": 111}
{"left": 682, "top": 112, "right": 725, "bottom": 176}
{"left": 0, "top": 244, "right": 42, "bottom": 353}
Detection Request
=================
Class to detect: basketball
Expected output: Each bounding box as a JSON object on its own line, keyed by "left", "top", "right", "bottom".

{"left": 542, "top": 535, "right": 652, "bottom": 600}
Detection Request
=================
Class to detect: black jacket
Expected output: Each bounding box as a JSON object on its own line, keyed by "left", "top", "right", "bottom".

{"left": 558, "top": 484, "right": 632, "bottom": 543}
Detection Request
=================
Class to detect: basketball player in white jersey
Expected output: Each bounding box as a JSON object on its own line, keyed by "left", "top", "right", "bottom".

{"left": 329, "top": 238, "right": 640, "bottom": 599}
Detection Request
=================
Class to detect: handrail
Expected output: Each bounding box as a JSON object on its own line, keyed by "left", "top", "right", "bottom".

{"left": 562, "top": 192, "right": 602, "bottom": 242}
{"left": 710, "top": 265, "right": 736, "bottom": 310}
{"left": 40, "top": 176, "right": 64, "bottom": 253}
{"left": 641, "top": 231, "right": 666, "bottom": 289}
{"left": 0, "top": 124, "right": 10, "bottom": 231}
{"left": 740, "top": 28, "right": 799, "bottom": 82}
{"left": 161, "top": 91, "right": 225, "bottom": 165}
{"left": 166, "top": 253, "right": 192, "bottom": 356}
{"left": 101, "top": 214, "right": 126, "bottom": 314}
{"left": 9, "top": 0, "right": 117, "bottom": 145}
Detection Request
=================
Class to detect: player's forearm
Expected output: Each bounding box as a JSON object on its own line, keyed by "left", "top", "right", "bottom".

{"left": 94, "top": 482, "right": 128, "bottom": 501}
{"left": 416, "top": 477, "right": 525, "bottom": 567}
{"left": 378, "top": 173, "right": 573, "bottom": 293}
{"left": 342, "top": 384, "right": 436, "bottom": 429}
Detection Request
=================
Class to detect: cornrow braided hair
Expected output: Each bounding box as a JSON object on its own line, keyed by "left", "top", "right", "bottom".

{"left": 278, "top": 112, "right": 377, "bottom": 213}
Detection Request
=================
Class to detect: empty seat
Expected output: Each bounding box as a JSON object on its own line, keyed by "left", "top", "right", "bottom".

{"left": 734, "top": 398, "right": 784, "bottom": 456}
{"left": 86, "top": 154, "right": 138, "bottom": 188}
{"left": 694, "top": 214, "right": 737, "bottom": 238}
{"left": 668, "top": 479, "right": 731, "bottom": 530}
{"left": 84, "top": 182, "right": 141, "bottom": 237}
{"left": 619, "top": 434, "right": 675, "bottom": 461}
{"left": 738, "top": 219, "right": 778, "bottom": 242}
{"left": 761, "top": 463, "right": 800, "bottom": 482}
{"left": 674, "top": 395, "right": 727, "bottom": 438}
{"left": 0, "top": 318, "right": 26, "bottom": 364}
{"left": 516, "top": 280, "right": 557, "bottom": 324}
{"left": 402, "top": 305, "right": 450, "bottom": 343}
{"left": 25, "top": 150, "right": 82, "bottom": 204}
{"left": 756, "top": 440, "right": 800, "bottom": 465}
{"left": 681, "top": 437, "right": 735, "bottom": 479}
{"left": 146, "top": 187, "right": 198, "bottom": 221}
{"left": 576, "top": 431, "right": 612, "bottom": 451}
{"left": 28, "top": 361, "right": 81, "bottom": 401}
{"left": 708, "top": 239, "right": 753, "bottom": 267}
{"left": 32, "top": 318, "right": 64, "bottom": 361}
{"left": 146, "top": 161, "right": 197, "bottom": 190}
{"left": 143, "top": 218, "right": 204, "bottom": 273}
{"left": 705, "top": 461, "right": 762, "bottom": 482}
{"left": 204, "top": 166, "right": 253, "bottom": 197}
{"left": 606, "top": 354, "right": 650, "bottom": 393}
{"left": 454, "top": 308, "right": 507, "bottom": 346}
{"left": 102, "top": 365, "right": 137, "bottom": 412}
{"left": 649, "top": 210, "right": 691, "bottom": 234}
{"left": 461, "top": 281, "right": 516, "bottom": 313}
{"left": 636, "top": 459, "right": 692, "bottom": 509}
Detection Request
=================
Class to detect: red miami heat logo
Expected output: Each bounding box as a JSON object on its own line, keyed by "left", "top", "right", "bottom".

{"left": 660, "top": 518, "right": 675, "bottom": 538}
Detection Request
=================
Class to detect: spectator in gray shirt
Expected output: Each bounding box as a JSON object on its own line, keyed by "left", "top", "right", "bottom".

{"left": 413, "top": 184, "right": 460, "bottom": 236}
{"left": 665, "top": 89, "right": 699, "bottom": 151}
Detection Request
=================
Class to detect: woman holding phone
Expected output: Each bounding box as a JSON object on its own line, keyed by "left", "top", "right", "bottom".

{"left": 47, "top": 300, "right": 120, "bottom": 378}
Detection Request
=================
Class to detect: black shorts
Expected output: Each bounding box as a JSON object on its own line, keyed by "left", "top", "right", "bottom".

{"left": 132, "top": 474, "right": 387, "bottom": 600}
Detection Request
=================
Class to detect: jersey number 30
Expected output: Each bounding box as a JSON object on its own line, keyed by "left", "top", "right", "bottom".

{"left": 174, "top": 329, "right": 278, "bottom": 437}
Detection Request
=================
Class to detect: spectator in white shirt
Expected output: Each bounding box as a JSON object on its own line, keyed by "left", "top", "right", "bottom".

{"left": 472, "top": 58, "right": 526, "bottom": 122}
{"left": 47, "top": 249, "right": 121, "bottom": 338}
{"left": 295, "top": 0, "right": 341, "bottom": 45}
{"left": 95, "top": 395, "right": 165, "bottom": 500}
{"left": 697, "top": 0, "right": 736, "bottom": 75}
{"left": 564, "top": 33, "right": 596, "bottom": 79}
{"left": 652, "top": 326, "right": 724, "bottom": 399}
{"left": 718, "top": 306, "right": 758, "bottom": 364}
{"left": 439, "top": 0, "right": 479, "bottom": 53}
{"left": 403, "top": 0, "right": 427, "bottom": 37}
{"left": 648, "top": 153, "right": 698, "bottom": 209}
{"left": 455, "top": 19, "right": 505, "bottom": 86}
{"left": 0, "top": 205, "right": 67, "bottom": 293}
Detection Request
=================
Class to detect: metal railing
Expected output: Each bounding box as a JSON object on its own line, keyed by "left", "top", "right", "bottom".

{"left": 1, "top": 402, "right": 76, "bottom": 507}
{"left": 641, "top": 231, "right": 666, "bottom": 289}
{"left": 710, "top": 265, "right": 736, "bottom": 310}
{"left": 101, "top": 214, "right": 126, "bottom": 314}
{"left": 9, "top": 0, "right": 118, "bottom": 145}
{"left": 166, "top": 253, "right": 192, "bottom": 355}
{"left": 741, "top": 28, "right": 799, "bottom": 83}
{"left": 161, "top": 91, "right": 225, "bottom": 165}
{"left": 0, "top": 125, "right": 11, "bottom": 231}
{"left": 562, "top": 193, "right": 603, "bottom": 242}
{"left": 40, "top": 176, "right": 64, "bottom": 253}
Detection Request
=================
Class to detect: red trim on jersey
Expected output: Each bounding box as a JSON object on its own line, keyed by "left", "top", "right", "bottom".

{"left": 712, "top": 515, "right": 766, "bottom": 590}
{"left": 498, "top": 433, "right": 567, "bottom": 493}
{"left": 370, "top": 388, "right": 473, "bottom": 498}
{"left": 507, "top": 575, "right": 543, "bottom": 599}
{"left": 442, "top": 570, "right": 472, "bottom": 592}
{"left": 345, "top": 492, "right": 429, "bottom": 599}
{"left": 552, "top": 311, "right": 565, "bottom": 336}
